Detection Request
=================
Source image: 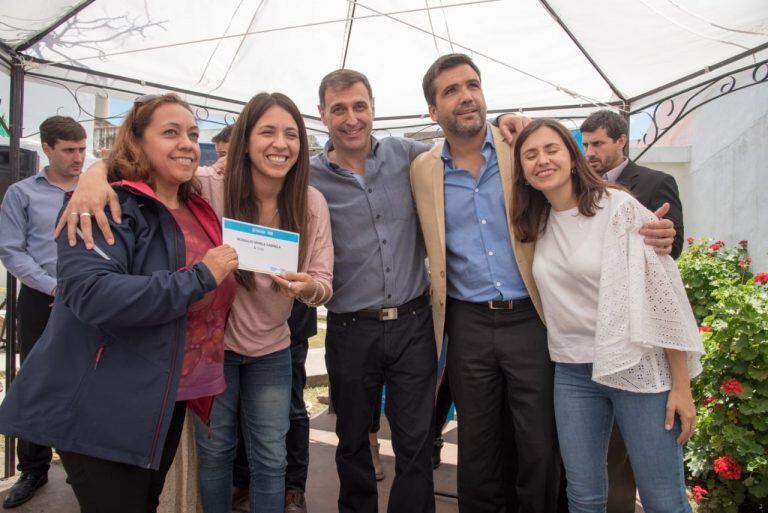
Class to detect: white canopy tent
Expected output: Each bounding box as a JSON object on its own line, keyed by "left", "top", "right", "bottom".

{"left": 2, "top": 0, "right": 768, "bottom": 479}
{"left": 2, "top": 0, "right": 768, "bottom": 134}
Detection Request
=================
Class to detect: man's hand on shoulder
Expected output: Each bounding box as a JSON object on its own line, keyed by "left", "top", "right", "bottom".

{"left": 640, "top": 202, "right": 676, "bottom": 256}
{"left": 496, "top": 114, "right": 532, "bottom": 145}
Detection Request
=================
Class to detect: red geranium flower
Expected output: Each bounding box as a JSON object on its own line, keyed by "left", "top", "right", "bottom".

{"left": 720, "top": 377, "right": 743, "bottom": 396}
{"left": 739, "top": 239, "right": 748, "bottom": 247}
{"left": 746, "top": 256, "right": 753, "bottom": 263}
{"left": 709, "top": 243, "right": 721, "bottom": 251}
{"left": 713, "top": 456, "right": 742, "bottom": 480}
{"left": 755, "top": 273, "right": 768, "bottom": 285}
{"left": 738, "top": 260, "right": 746, "bottom": 267}
{"left": 691, "top": 485, "right": 708, "bottom": 501}
{"left": 687, "top": 236, "right": 695, "bottom": 245}
{"left": 699, "top": 325, "right": 712, "bottom": 333}
{"left": 703, "top": 395, "right": 716, "bottom": 405}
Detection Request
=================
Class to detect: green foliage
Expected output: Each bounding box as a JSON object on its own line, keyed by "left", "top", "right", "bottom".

{"left": 681, "top": 239, "right": 768, "bottom": 511}
{"left": 678, "top": 238, "right": 753, "bottom": 323}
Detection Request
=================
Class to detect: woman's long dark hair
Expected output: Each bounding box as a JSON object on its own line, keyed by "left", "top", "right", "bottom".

{"left": 224, "top": 92, "right": 310, "bottom": 290}
{"left": 108, "top": 93, "right": 200, "bottom": 201}
{"left": 511, "top": 118, "right": 616, "bottom": 242}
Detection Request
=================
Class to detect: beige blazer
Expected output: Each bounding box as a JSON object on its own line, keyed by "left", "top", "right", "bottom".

{"left": 409, "top": 125, "right": 543, "bottom": 356}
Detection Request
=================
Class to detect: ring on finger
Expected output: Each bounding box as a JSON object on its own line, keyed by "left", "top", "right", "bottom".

{"left": 80, "top": 212, "right": 92, "bottom": 218}
{"left": 287, "top": 281, "right": 293, "bottom": 290}
{"left": 69, "top": 212, "right": 79, "bottom": 217}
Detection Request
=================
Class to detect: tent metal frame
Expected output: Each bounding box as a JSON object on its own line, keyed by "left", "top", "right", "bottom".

{"left": 1, "top": 1, "right": 768, "bottom": 482}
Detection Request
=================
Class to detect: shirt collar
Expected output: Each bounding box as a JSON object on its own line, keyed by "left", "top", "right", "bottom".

{"left": 321, "top": 136, "right": 379, "bottom": 171}
{"left": 35, "top": 166, "right": 51, "bottom": 182}
{"left": 604, "top": 157, "right": 629, "bottom": 183}
{"left": 441, "top": 124, "right": 495, "bottom": 164}
{"left": 36, "top": 166, "right": 78, "bottom": 192}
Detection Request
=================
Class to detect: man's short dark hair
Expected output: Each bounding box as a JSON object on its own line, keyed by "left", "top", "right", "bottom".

{"left": 212, "top": 124, "right": 234, "bottom": 144}
{"left": 39, "top": 116, "right": 86, "bottom": 148}
{"left": 318, "top": 69, "right": 373, "bottom": 108}
{"left": 580, "top": 110, "right": 627, "bottom": 141}
{"left": 422, "top": 53, "right": 482, "bottom": 107}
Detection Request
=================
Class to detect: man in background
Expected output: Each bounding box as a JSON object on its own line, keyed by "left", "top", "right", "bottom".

{"left": 0, "top": 116, "right": 86, "bottom": 509}
{"left": 212, "top": 124, "right": 233, "bottom": 159}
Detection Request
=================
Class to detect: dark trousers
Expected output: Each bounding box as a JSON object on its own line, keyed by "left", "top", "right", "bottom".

{"left": 286, "top": 339, "right": 310, "bottom": 492}
{"left": 445, "top": 299, "right": 562, "bottom": 513}
{"left": 59, "top": 401, "right": 186, "bottom": 513}
{"left": 326, "top": 305, "right": 437, "bottom": 513}
{"left": 606, "top": 425, "right": 638, "bottom": 513}
{"left": 16, "top": 284, "right": 54, "bottom": 475}
{"left": 232, "top": 340, "right": 311, "bottom": 492}
{"left": 434, "top": 374, "right": 452, "bottom": 438}
{"left": 371, "top": 386, "right": 383, "bottom": 434}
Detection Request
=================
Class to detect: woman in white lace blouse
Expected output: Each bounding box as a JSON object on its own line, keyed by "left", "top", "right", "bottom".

{"left": 510, "top": 119, "right": 704, "bottom": 513}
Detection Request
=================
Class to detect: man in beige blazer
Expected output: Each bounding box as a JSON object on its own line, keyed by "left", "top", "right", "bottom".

{"left": 411, "top": 54, "right": 679, "bottom": 513}
{"left": 411, "top": 53, "right": 562, "bottom": 513}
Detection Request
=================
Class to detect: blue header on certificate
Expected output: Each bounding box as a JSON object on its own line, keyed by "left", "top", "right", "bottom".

{"left": 222, "top": 217, "right": 300, "bottom": 274}
{"left": 223, "top": 218, "right": 300, "bottom": 243}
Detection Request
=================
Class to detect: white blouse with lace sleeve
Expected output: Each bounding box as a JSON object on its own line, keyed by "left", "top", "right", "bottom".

{"left": 534, "top": 189, "right": 704, "bottom": 393}
{"left": 592, "top": 190, "right": 703, "bottom": 392}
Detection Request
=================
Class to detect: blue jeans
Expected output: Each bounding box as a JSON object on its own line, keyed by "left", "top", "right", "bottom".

{"left": 554, "top": 363, "right": 691, "bottom": 513}
{"left": 194, "top": 349, "right": 291, "bottom": 513}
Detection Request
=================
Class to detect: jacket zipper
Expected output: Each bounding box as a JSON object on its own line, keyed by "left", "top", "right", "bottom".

{"left": 145, "top": 208, "right": 185, "bottom": 468}
{"left": 93, "top": 345, "right": 106, "bottom": 369}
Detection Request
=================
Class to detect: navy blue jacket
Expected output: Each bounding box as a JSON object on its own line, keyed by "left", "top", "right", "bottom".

{"left": 0, "top": 182, "right": 219, "bottom": 470}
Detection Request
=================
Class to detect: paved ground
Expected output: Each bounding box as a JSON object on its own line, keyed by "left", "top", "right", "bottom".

{"left": 0, "top": 412, "right": 461, "bottom": 513}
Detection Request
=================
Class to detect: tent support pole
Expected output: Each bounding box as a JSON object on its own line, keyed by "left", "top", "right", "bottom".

{"left": 4, "top": 53, "right": 24, "bottom": 479}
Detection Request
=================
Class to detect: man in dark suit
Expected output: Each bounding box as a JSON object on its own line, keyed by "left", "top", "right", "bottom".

{"left": 581, "top": 109, "right": 685, "bottom": 513}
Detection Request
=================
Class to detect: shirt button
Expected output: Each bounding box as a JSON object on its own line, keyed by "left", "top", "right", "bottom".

{"left": 496, "top": 281, "right": 501, "bottom": 287}
{"left": 386, "top": 267, "right": 390, "bottom": 273}
{"left": 440, "top": 270, "right": 445, "bottom": 278}
{"left": 387, "top": 294, "right": 392, "bottom": 299}
{"left": 488, "top": 251, "right": 494, "bottom": 256}
{"left": 367, "top": 188, "right": 373, "bottom": 193}
{"left": 376, "top": 214, "right": 381, "bottom": 219}
{"left": 474, "top": 188, "right": 479, "bottom": 193}
{"left": 481, "top": 219, "right": 487, "bottom": 224}
{"left": 382, "top": 240, "right": 387, "bottom": 245}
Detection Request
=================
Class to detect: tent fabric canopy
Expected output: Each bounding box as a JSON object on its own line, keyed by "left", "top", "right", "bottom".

{"left": 2, "top": 0, "right": 767, "bottom": 131}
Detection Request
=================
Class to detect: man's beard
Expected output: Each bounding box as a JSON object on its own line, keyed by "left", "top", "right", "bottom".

{"left": 443, "top": 111, "right": 485, "bottom": 138}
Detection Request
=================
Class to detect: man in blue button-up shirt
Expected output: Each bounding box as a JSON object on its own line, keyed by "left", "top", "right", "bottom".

{"left": 0, "top": 116, "right": 86, "bottom": 508}
{"left": 415, "top": 53, "right": 563, "bottom": 513}
{"left": 412, "top": 54, "right": 679, "bottom": 513}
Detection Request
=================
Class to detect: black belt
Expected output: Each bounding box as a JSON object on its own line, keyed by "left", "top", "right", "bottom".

{"left": 334, "top": 294, "right": 430, "bottom": 321}
{"left": 466, "top": 297, "right": 533, "bottom": 310}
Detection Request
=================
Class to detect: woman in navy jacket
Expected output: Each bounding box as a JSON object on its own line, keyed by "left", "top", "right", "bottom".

{"left": 0, "top": 94, "right": 238, "bottom": 512}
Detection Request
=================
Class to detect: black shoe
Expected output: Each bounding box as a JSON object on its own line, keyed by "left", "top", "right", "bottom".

{"left": 432, "top": 436, "right": 444, "bottom": 469}
{"left": 2, "top": 472, "right": 48, "bottom": 509}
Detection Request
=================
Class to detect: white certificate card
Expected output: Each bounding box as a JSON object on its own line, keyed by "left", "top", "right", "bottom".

{"left": 222, "top": 217, "right": 299, "bottom": 274}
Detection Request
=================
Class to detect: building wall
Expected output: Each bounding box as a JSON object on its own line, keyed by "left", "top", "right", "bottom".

{"left": 634, "top": 84, "right": 768, "bottom": 272}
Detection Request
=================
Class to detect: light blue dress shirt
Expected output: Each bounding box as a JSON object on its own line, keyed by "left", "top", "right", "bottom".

{"left": 0, "top": 168, "right": 76, "bottom": 294}
{"left": 442, "top": 125, "right": 528, "bottom": 302}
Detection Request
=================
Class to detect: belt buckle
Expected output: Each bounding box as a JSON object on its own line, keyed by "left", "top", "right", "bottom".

{"left": 379, "top": 307, "right": 398, "bottom": 321}
{"left": 488, "top": 300, "right": 511, "bottom": 310}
